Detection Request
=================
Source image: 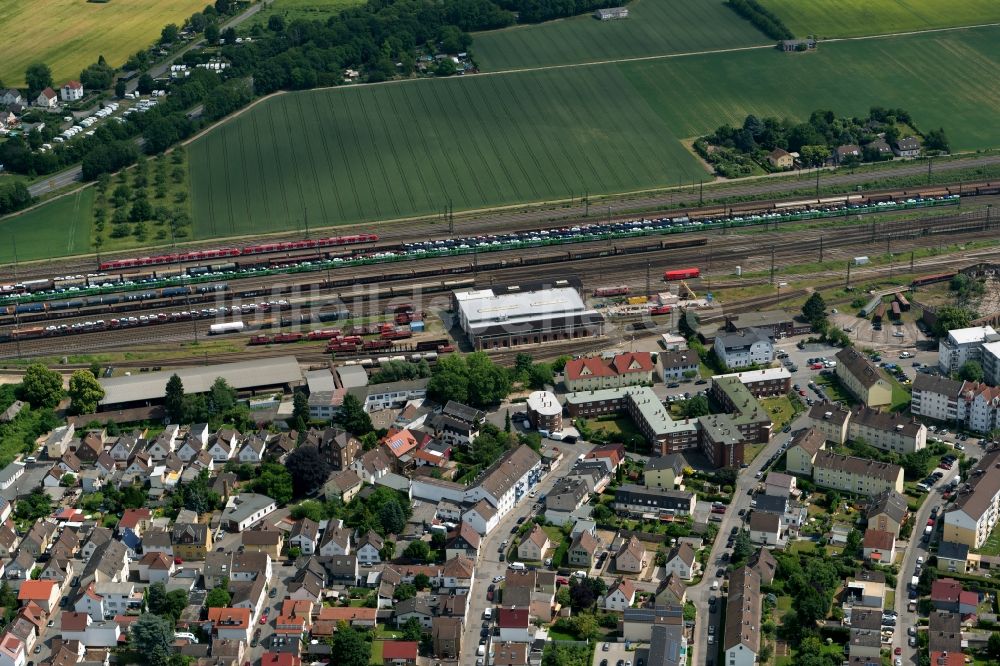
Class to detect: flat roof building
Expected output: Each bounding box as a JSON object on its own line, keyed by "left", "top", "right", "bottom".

{"left": 99, "top": 357, "right": 302, "bottom": 410}
{"left": 454, "top": 281, "right": 604, "bottom": 350}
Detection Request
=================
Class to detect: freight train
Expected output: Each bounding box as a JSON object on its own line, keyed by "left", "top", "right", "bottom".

{"left": 97, "top": 233, "right": 379, "bottom": 271}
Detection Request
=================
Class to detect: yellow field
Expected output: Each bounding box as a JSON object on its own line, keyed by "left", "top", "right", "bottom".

{"left": 0, "top": 0, "right": 207, "bottom": 88}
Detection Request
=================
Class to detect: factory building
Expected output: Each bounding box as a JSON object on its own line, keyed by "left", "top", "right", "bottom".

{"left": 453, "top": 280, "right": 604, "bottom": 350}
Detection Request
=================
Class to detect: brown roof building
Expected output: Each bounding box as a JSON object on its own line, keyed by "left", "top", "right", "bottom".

{"left": 723, "top": 566, "right": 761, "bottom": 662}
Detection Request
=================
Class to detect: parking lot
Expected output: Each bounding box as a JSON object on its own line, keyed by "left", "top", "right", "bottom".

{"left": 593, "top": 641, "right": 636, "bottom": 666}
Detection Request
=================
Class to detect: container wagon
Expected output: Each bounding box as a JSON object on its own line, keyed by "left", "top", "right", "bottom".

{"left": 911, "top": 272, "right": 956, "bottom": 287}
{"left": 209, "top": 321, "right": 245, "bottom": 335}
{"left": 663, "top": 267, "right": 700, "bottom": 281}
{"left": 895, "top": 293, "right": 910, "bottom": 311}
{"left": 593, "top": 285, "right": 630, "bottom": 297}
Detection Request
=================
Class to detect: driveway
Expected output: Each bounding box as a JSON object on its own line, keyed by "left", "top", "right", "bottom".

{"left": 460, "top": 443, "right": 592, "bottom": 665}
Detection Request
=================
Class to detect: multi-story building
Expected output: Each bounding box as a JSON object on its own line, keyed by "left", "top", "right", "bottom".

{"left": 943, "top": 449, "right": 1000, "bottom": 549}
{"left": 805, "top": 402, "right": 851, "bottom": 445}
{"left": 712, "top": 368, "right": 792, "bottom": 398}
{"left": 785, "top": 427, "right": 827, "bottom": 475}
{"left": 613, "top": 485, "right": 696, "bottom": 516}
{"left": 723, "top": 566, "right": 761, "bottom": 666}
{"left": 708, "top": 375, "right": 773, "bottom": 444}
{"left": 982, "top": 340, "right": 1000, "bottom": 385}
{"left": 911, "top": 374, "right": 963, "bottom": 424}
{"left": 848, "top": 407, "right": 926, "bottom": 455}
{"left": 938, "top": 325, "right": 998, "bottom": 374}
{"left": 811, "top": 451, "right": 904, "bottom": 496}
{"left": 835, "top": 347, "right": 891, "bottom": 407}
{"left": 658, "top": 351, "right": 700, "bottom": 381}
{"left": 564, "top": 352, "right": 655, "bottom": 392}
{"left": 526, "top": 391, "right": 562, "bottom": 432}
{"left": 713, "top": 328, "right": 774, "bottom": 369}
{"left": 465, "top": 445, "right": 542, "bottom": 520}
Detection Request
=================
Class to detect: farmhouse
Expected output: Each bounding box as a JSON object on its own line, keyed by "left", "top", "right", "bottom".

{"left": 767, "top": 148, "right": 793, "bottom": 169}
{"left": 594, "top": 7, "right": 628, "bottom": 20}
{"left": 35, "top": 87, "right": 57, "bottom": 109}
{"left": 893, "top": 136, "right": 921, "bottom": 158}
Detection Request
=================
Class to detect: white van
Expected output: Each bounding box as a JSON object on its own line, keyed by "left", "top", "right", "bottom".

{"left": 711, "top": 580, "right": 719, "bottom": 591}
{"left": 483, "top": 608, "right": 492, "bottom": 620}
{"left": 509, "top": 562, "right": 525, "bottom": 571}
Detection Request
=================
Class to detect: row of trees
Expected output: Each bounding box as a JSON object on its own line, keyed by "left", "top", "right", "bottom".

{"left": 725, "top": 0, "right": 793, "bottom": 40}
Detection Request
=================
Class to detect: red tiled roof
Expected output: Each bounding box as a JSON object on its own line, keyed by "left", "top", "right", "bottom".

{"left": 316, "top": 607, "right": 376, "bottom": 622}
{"left": 261, "top": 654, "right": 301, "bottom": 666}
{"left": 380, "top": 640, "right": 418, "bottom": 659}
{"left": 930, "top": 652, "right": 965, "bottom": 666}
{"left": 611, "top": 351, "right": 654, "bottom": 375}
{"left": 564, "top": 357, "right": 616, "bottom": 382}
{"left": 959, "top": 590, "right": 978, "bottom": 607}
{"left": 382, "top": 429, "right": 418, "bottom": 459}
{"left": 118, "top": 508, "right": 151, "bottom": 530}
{"left": 206, "top": 607, "right": 251, "bottom": 629}
{"left": 63, "top": 81, "right": 82, "bottom": 90}
{"left": 497, "top": 607, "right": 529, "bottom": 629}
{"left": 862, "top": 529, "right": 895, "bottom": 551}
{"left": 931, "top": 579, "right": 961, "bottom": 603}
{"left": 17, "top": 580, "right": 57, "bottom": 601}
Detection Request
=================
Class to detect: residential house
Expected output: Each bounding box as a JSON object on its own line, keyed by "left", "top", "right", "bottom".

{"left": 543, "top": 477, "right": 590, "bottom": 526}
{"left": 207, "top": 429, "right": 240, "bottom": 463}
{"left": 748, "top": 512, "right": 785, "bottom": 547}
{"left": 931, "top": 578, "right": 963, "bottom": 612}
{"left": 35, "top": 87, "right": 57, "bottom": 108}
{"left": 44, "top": 424, "right": 75, "bottom": 458}
{"left": 0, "top": 90, "right": 24, "bottom": 106}
{"left": 356, "top": 531, "right": 383, "bottom": 565}
{"left": 241, "top": 528, "right": 283, "bottom": 559}
{"left": 464, "top": 445, "right": 542, "bottom": 521}
{"left": 861, "top": 529, "right": 896, "bottom": 563}
{"left": 206, "top": 607, "right": 252, "bottom": 644}
{"left": 936, "top": 541, "right": 971, "bottom": 574}
{"left": 394, "top": 597, "right": 434, "bottom": 629}
{"left": 767, "top": 148, "right": 793, "bottom": 169}
{"left": 462, "top": 499, "right": 498, "bottom": 536}
{"left": 943, "top": 449, "right": 1000, "bottom": 548}
{"left": 497, "top": 607, "right": 530, "bottom": 643}
{"left": 237, "top": 435, "right": 266, "bottom": 464}
{"left": 230, "top": 577, "right": 268, "bottom": 622}
{"left": 613, "top": 485, "right": 696, "bottom": 516}
{"left": 118, "top": 508, "right": 153, "bottom": 537}
{"left": 445, "top": 522, "right": 481, "bottom": 560}
{"left": 642, "top": 453, "right": 686, "bottom": 489}
{"left": 20, "top": 522, "right": 56, "bottom": 558}
{"left": 171, "top": 523, "right": 212, "bottom": 561}
{"left": 893, "top": 136, "right": 921, "bottom": 158}
{"left": 94, "top": 581, "right": 140, "bottom": 617}
{"left": 222, "top": 493, "right": 276, "bottom": 532}
{"left": 319, "top": 520, "right": 351, "bottom": 557}
{"left": 849, "top": 406, "right": 927, "bottom": 455}
{"left": 568, "top": 530, "right": 600, "bottom": 569}
{"left": 564, "top": 352, "right": 655, "bottom": 392}
{"left": 139, "top": 529, "right": 172, "bottom": 558}
{"left": 441, "top": 555, "right": 475, "bottom": 591}
{"left": 656, "top": 573, "right": 687, "bottom": 607}
{"left": 663, "top": 543, "right": 695, "bottom": 581}
{"left": 324, "top": 469, "right": 363, "bottom": 503}
{"left": 231, "top": 552, "right": 272, "bottom": 583}
{"left": 929, "top": 610, "right": 962, "bottom": 655}
{"left": 713, "top": 328, "right": 773, "bottom": 369}
{"left": 723, "top": 566, "right": 761, "bottom": 666}
{"left": 288, "top": 518, "right": 320, "bottom": 556}
{"left": 0, "top": 523, "right": 20, "bottom": 558}
{"left": 60, "top": 81, "right": 83, "bottom": 102}
{"left": 0, "top": 634, "right": 25, "bottom": 666}
{"left": 834, "top": 144, "right": 861, "bottom": 164}
{"left": 429, "top": 401, "right": 486, "bottom": 446}
{"left": 137, "top": 552, "right": 174, "bottom": 583}
{"left": 604, "top": 578, "right": 637, "bottom": 612}
{"left": 805, "top": 402, "right": 851, "bottom": 445}
{"left": 866, "top": 489, "right": 909, "bottom": 537}
{"left": 432, "top": 616, "right": 462, "bottom": 659}
{"left": 658, "top": 350, "right": 700, "bottom": 381}
{"left": 517, "top": 525, "right": 551, "bottom": 562}
{"left": 764, "top": 472, "right": 796, "bottom": 498}
{"left": 79, "top": 527, "right": 112, "bottom": 562}
{"left": 614, "top": 536, "right": 647, "bottom": 573}
{"left": 306, "top": 427, "right": 361, "bottom": 471}
{"left": 380, "top": 640, "right": 418, "bottom": 666}
{"left": 835, "top": 347, "right": 892, "bottom": 407}
{"left": 351, "top": 448, "right": 393, "bottom": 485}
{"left": 17, "top": 581, "right": 60, "bottom": 612}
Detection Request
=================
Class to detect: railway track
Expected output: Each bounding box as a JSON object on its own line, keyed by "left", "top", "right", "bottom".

{"left": 3, "top": 208, "right": 999, "bottom": 361}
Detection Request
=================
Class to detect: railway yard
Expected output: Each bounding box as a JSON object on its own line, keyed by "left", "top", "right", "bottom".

{"left": 0, "top": 181, "right": 998, "bottom": 368}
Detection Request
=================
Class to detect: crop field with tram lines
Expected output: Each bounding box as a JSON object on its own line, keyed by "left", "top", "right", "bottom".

{"left": 471, "top": 0, "right": 771, "bottom": 72}
{"left": 185, "top": 26, "right": 1000, "bottom": 240}
{"left": 0, "top": 0, "right": 207, "bottom": 87}
{"left": 757, "top": 0, "right": 1000, "bottom": 39}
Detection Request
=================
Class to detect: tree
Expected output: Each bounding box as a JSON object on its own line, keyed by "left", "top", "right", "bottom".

{"left": 377, "top": 499, "right": 406, "bottom": 536}
{"left": 330, "top": 624, "right": 371, "bottom": 666}
{"left": 933, "top": 306, "right": 973, "bottom": 338}
{"left": 250, "top": 463, "right": 294, "bottom": 505}
{"left": 988, "top": 631, "right": 1000, "bottom": 661}
{"left": 802, "top": 292, "right": 827, "bottom": 326}
{"left": 215, "top": 0, "right": 231, "bottom": 12}
{"left": 205, "top": 579, "right": 231, "bottom": 608}
{"left": 25, "top": 62, "right": 53, "bottom": 95}
{"left": 413, "top": 572, "right": 430, "bottom": 590}
{"left": 504, "top": 410, "right": 511, "bottom": 433}
{"left": 844, "top": 529, "right": 862, "bottom": 557}
{"left": 335, "top": 393, "right": 373, "bottom": 435}
{"left": 147, "top": 582, "right": 188, "bottom": 621}
{"left": 959, "top": 360, "right": 984, "bottom": 382}
{"left": 160, "top": 24, "right": 180, "bottom": 44}
{"left": 924, "top": 128, "right": 950, "bottom": 152}
{"left": 137, "top": 73, "right": 155, "bottom": 95}
{"left": 178, "top": 469, "right": 219, "bottom": 515}
{"left": 569, "top": 581, "right": 595, "bottom": 611}
{"left": 291, "top": 391, "right": 309, "bottom": 431}
{"left": 285, "top": 445, "right": 331, "bottom": 497}
{"left": 682, "top": 395, "right": 710, "bottom": 417}
{"left": 401, "top": 616, "right": 423, "bottom": 641}
{"left": 208, "top": 377, "right": 236, "bottom": 415}
{"left": 165, "top": 374, "right": 185, "bottom": 423}
{"left": 268, "top": 14, "right": 286, "bottom": 31}
{"left": 380, "top": 541, "right": 396, "bottom": 561}
{"left": 80, "top": 60, "right": 114, "bottom": 91}
{"left": 572, "top": 613, "right": 599, "bottom": 640}
{"left": 60, "top": 473, "right": 76, "bottom": 487}
{"left": 68, "top": 369, "right": 105, "bottom": 414}
{"left": 204, "top": 23, "right": 220, "bottom": 44}
{"left": 403, "top": 540, "right": 431, "bottom": 562}
{"left": 731, "top": 529, "right": 752, "bottom": 565}
{"left": 114, "top": 79, "right": 127, "bottom": 98}
{"left": 21, "top": 363, "right": 64, "bottom": 408}
{"left": 130, "top": 613, "right": 174, "bottom": 666}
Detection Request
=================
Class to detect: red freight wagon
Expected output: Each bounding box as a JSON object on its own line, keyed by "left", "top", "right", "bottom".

{"left": 273, "top": 333, "right": 303, "bottom": 343}
{"left": 593, "top": 285, "right": 630, "bottom": 297}
{"left": 649, "top": 305, "right": 672, "bottom": 315}
{"left": 308, "top": 329, "right": 342, "bottom": 340}
{"left": 663, "top": 267, "right": 700, "bottom": 281}
{"left": 249, "top": 335, "right": 272, "bottom": 345}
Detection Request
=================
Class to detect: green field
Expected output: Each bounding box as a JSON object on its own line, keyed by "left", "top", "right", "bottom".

{"left": 758, "top": 0, "right": 1000, "bottom": 39}
{"left": 472, "top": 0, "right": 770, "bottom": 71}
{"left": 0, "top": 0, "right": 206, "bottom": 87}
{"left": 242, "top": 0, "right": 363, "bottom": 32}
{"left": 187, "top": 67, "right": 705, "bottom": 237}
{"left": 0, "top": 188, "right": 93, "bottom": 264}
{"left": 185, "top": 26, "right": 1000, "bottom": 238}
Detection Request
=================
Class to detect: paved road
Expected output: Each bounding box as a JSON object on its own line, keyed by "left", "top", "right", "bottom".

{"left": 686, "top": 408, "right": 813, "bottom": 666}
{"left": 460, "top": 442, "right": 591, "bottom": 665}
{"left": 891, "top": 435, "right": 983, "bottom": 664}
{"left": 26, "top": 3, "right": 264, "bottom": 198}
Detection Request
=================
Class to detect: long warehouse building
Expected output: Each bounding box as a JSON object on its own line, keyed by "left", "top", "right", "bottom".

{"left": 98, "top": 357, "right": 303, "bottom": 411}
{"left": 453, "top": 280, "right": 605, "bottom": 350}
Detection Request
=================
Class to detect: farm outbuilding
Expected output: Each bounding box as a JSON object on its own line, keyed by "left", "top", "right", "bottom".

{"left": 594, "top": 7, "right": 629, "bottom": 20}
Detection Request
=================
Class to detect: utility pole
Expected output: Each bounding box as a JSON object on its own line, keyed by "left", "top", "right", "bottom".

{"left": 846, "top": 261, "right": 852, "bottom": 289}
{"left": 448, "top": 199, "right": 454, "bottom": 234}
{"left": 887, "top": 236, "right": 892, "bottom": 279}
{"left": 645, "top": 262, "right": 651, "bottom": 297}
{"left": 819, "top": 235, "right": 824, "bottom": 263}
{"left": 584, "top": 190, "right": 589, "bottom": 217}
{"left": 815, "top": 168, "right": 820, "bottom": 197}
{"left": 927, "top": 158, "right": 933, "bottom": 184}
{"left": 304, "top": 209, "right": 311, "bottom": 239}
{"left": 910, "top": 251, "right": 914, "bottom": 272}
{"left": 770, "top": 245, "right": 775, "bottom": 285}
{"left": 699, "top": 180, "right": 704, "bottom": 207}
{"left": 11, "top": 236, "right": 18, "bottom": 281}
